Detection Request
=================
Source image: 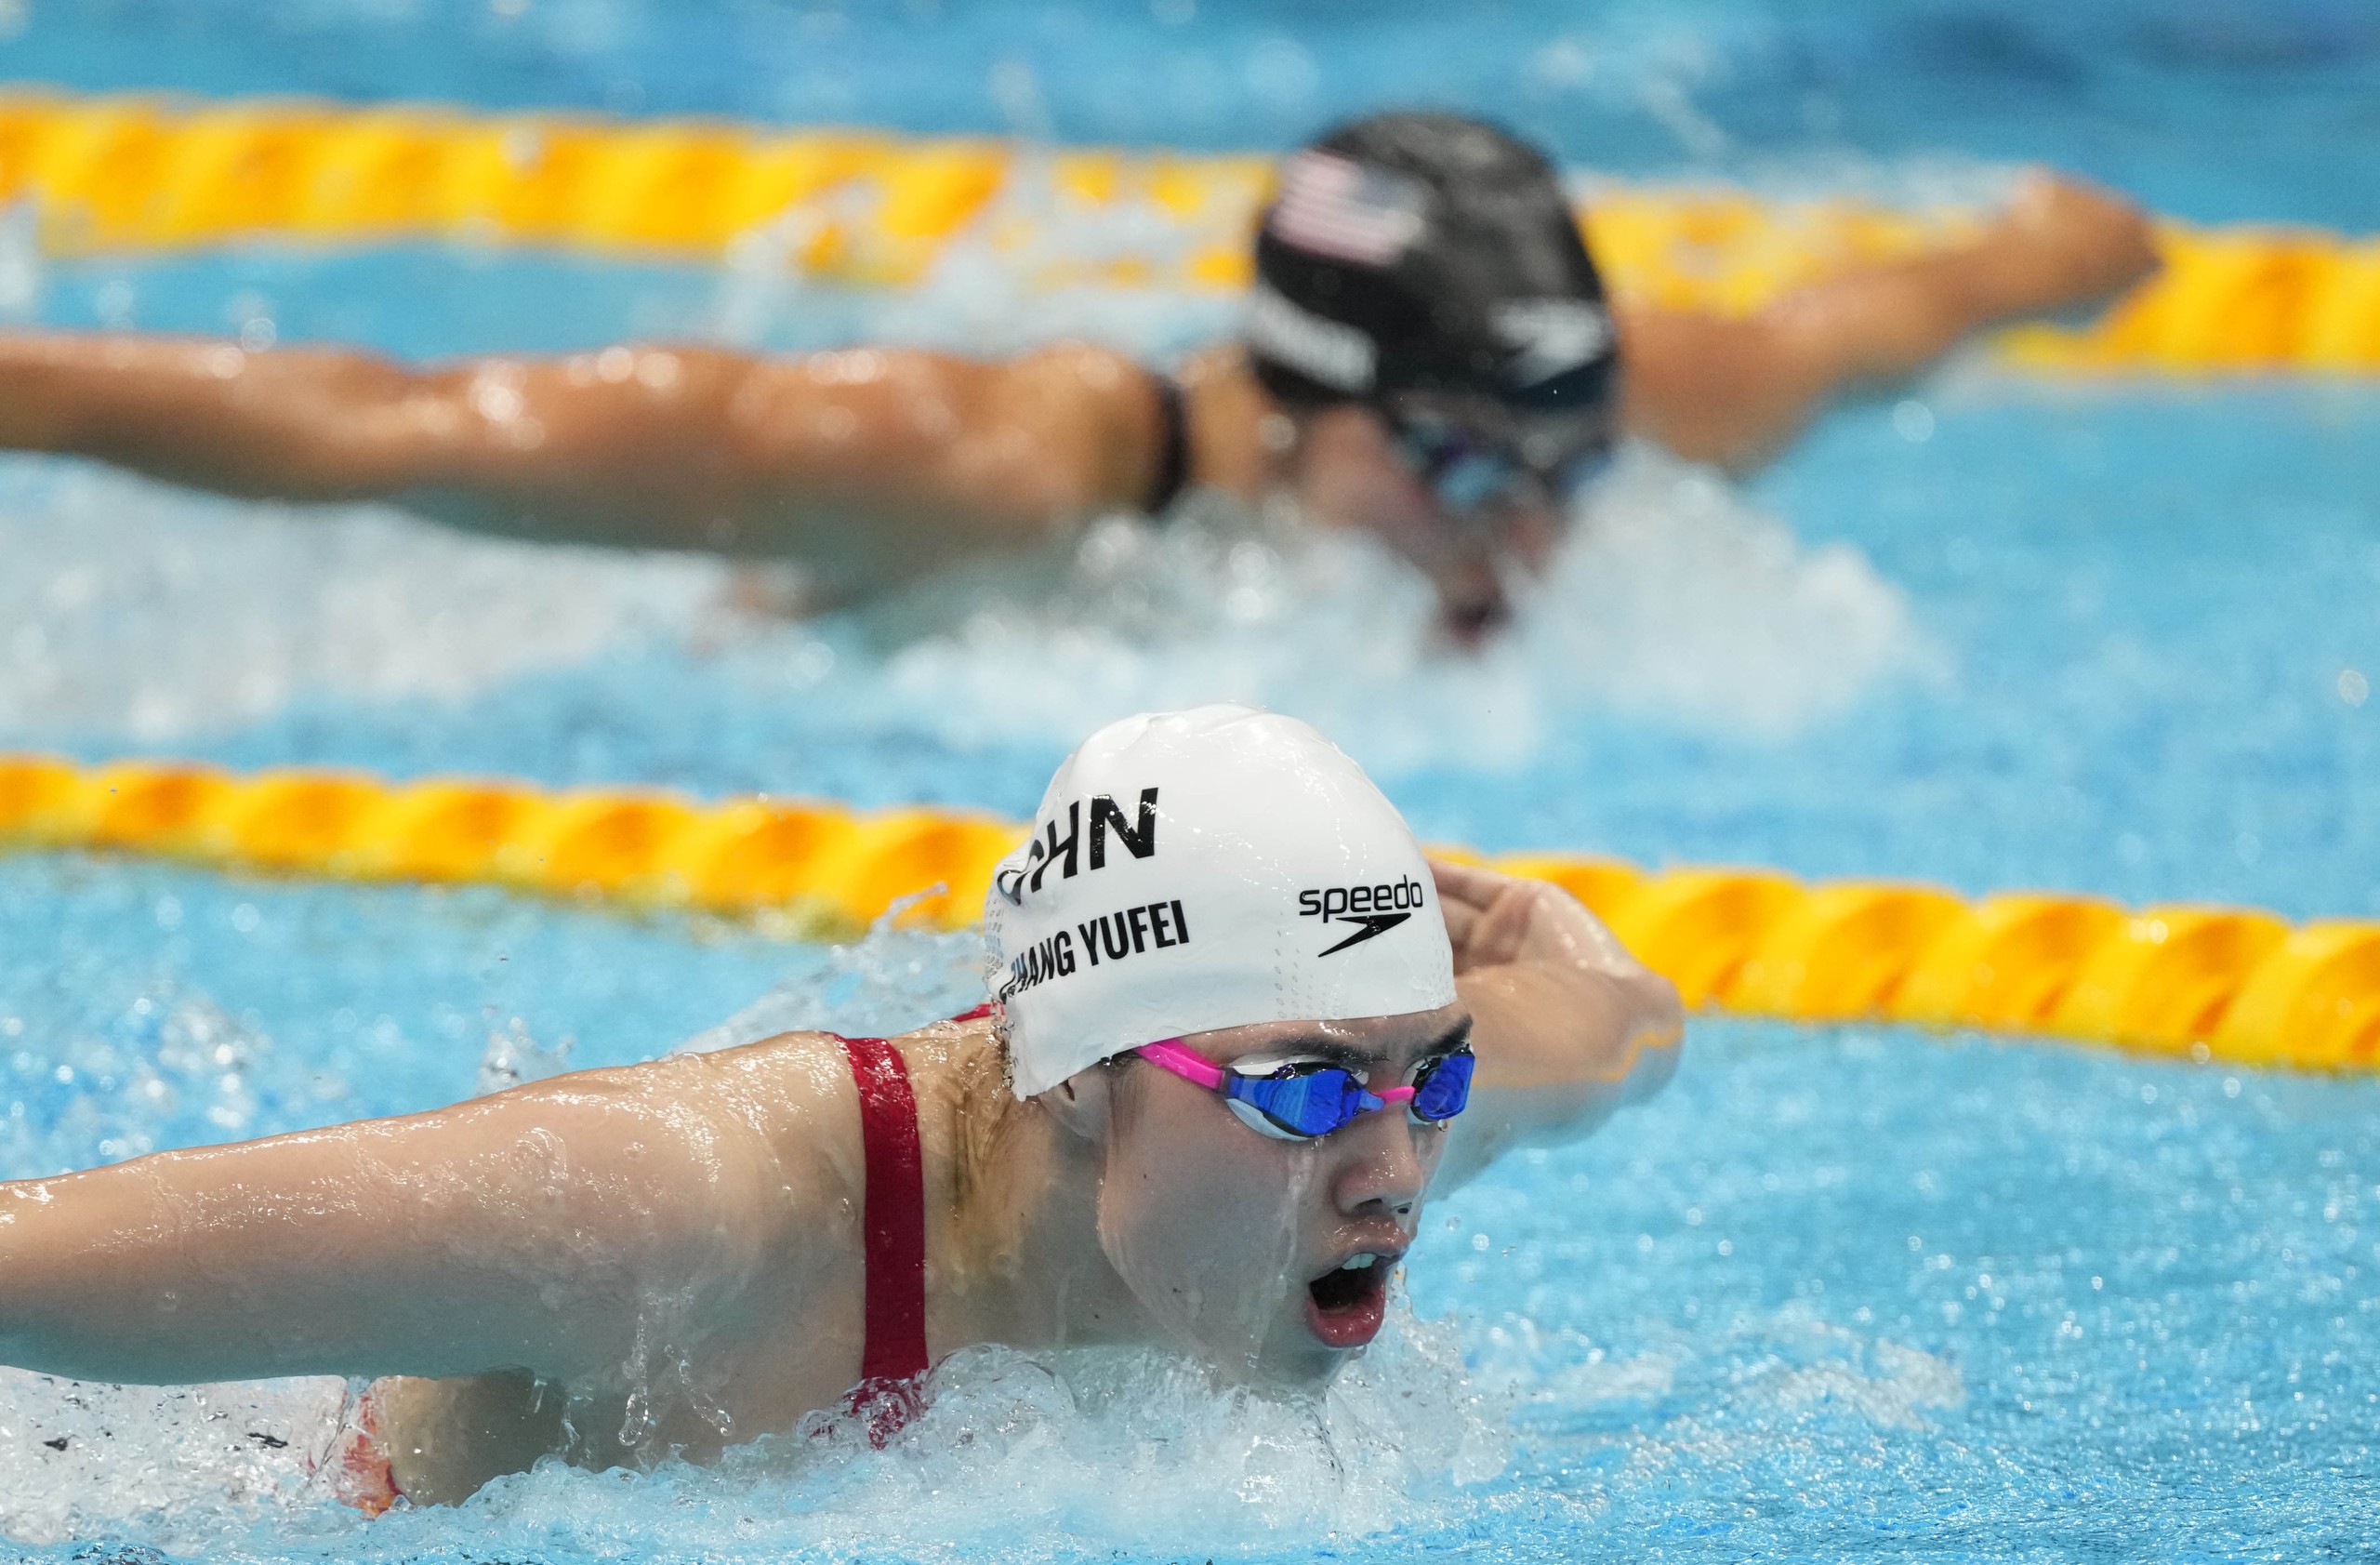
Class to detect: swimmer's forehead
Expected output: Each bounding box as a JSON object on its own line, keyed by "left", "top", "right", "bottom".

{"left": 1178, "top": 1005, "right": 1471, "bottom": 1071}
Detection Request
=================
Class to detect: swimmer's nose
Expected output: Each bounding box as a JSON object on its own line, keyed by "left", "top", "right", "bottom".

{"left": 1330, "top": 1101, "right": 1428, "bottom": 1220}
{"left": 1504, "top": 498, "right": 1563, "bottom": 574}
{"left": 1429, "top": 548, "right": 1510, "bottom": 644}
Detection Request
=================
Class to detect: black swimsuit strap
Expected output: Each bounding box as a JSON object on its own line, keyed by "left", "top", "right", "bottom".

{"left": 1144, "top": 372, "right": 1193, "bottom": 517}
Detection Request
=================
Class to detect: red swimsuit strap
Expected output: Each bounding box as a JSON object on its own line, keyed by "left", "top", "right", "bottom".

{"left": 833, "top": 1008, "right": 992, "bottom": 1442}
{"left": 838, "top": 1035, "right": 930, "bottom": 1388}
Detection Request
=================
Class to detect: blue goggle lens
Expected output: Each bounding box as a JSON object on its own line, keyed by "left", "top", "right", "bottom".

{"left": 1225, "top": 1050, "right": 1475, "bottom": 1138}
{"left": 1230, "top": 1068, "right": 1367, "bottom": 1137}
{"left": 1410, "top": 1049, "right": 1475, "bottom": 1122}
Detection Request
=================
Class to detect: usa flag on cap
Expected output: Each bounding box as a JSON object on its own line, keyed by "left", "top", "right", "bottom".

{"left": 1268, "top": 151, "right": 1427, "bottom": 267}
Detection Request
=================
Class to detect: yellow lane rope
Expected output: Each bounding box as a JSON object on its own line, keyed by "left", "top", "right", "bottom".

{"left": 4, "top": 753, "right": 2373, "bottom": 1073}
{"left": 0, "top": 88, "right": 2375, "bottom": 373}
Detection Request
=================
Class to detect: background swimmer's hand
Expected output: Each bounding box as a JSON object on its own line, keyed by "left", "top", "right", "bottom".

{"left": 1620, "top": 167, "right": 2160, "bottom": 472}
{"left": 1426, "top": 859, "right": 1684, "bottom": 1192}
{"left": 1989, "top": 171, "right": 2162, "bottom": 314}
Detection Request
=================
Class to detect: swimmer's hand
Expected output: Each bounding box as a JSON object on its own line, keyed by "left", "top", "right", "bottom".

{"left": 1990, "top": 171, "right": 2161, "bottom": 314}
{"left": 1427, "top": 858, "right": 1684, "bottom": 1190}
{"left": 1620, "top": 167, "right": 2159, "bottom": 471}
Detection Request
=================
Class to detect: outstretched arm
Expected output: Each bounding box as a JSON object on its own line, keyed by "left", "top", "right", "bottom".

{"left": 0, "top": 331, "right": 1170, "bottom": 582}
{"left": 0, "top": 1047, "right": 815, "bottom": 1387}
{"left": 1431, "top": 859, "right": 1684, "bottom": 1191}
{"left": 1619, "top": 171, "right": 2160, "bottom": 471}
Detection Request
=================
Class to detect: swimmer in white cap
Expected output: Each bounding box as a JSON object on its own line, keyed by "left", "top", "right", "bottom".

{"left": 0, "top": 706, "right": 1681, "bottom": 1507}
{"left": 0, "top": 113, "right": 2154, "bottom": 637}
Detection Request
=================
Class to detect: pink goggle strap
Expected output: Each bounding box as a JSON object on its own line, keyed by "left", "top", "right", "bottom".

{"left": 1135, "top": 1038, "right": 1223, "bottom": 1089}
{"left": 1135, "top": 1039, "right": 1417, "bottom": 1105}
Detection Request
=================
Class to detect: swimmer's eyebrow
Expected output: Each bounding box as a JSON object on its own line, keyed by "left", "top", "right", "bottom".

{"left": 1247, "top": 1036, "right": 1373, "bottom": 1070}
{"left": 1422, "top": 1017, "right": 1475, "bottom": 1060}
{"left": 1255, "top": 1018, "right": 1474, "bottom": 1073}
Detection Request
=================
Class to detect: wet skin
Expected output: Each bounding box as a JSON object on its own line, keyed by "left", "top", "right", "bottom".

{"left": 0, "top": 860, "right": 1681, "bottom": 1504}
{"left": 1055, "top": 1005, "right": 1475, "bottom": 1383}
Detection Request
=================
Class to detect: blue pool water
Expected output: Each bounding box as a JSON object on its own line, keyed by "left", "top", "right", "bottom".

{"left": 3, "top": 1, "right": 2379, "bottom": 1560}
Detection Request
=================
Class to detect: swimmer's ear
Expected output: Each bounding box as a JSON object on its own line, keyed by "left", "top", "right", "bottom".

{"left": 1038, "top": 1068, "right": 1114, "bottom": 1144}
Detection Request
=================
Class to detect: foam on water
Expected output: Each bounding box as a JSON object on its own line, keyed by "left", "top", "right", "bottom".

{"left": 0, "top": 1311, "right": 1507, "bottom": 1560}
{"left": 864, "top": 445, "right": 1926, "bottom": 766}
{"left": 0, "top": 463, "right": 734, "bottom": 746}
{"left": 0, "top": 1371, "right": 351, "bottom": 1549}
{"left": 0, "top": 439, "right": 1926, "bottom": 773}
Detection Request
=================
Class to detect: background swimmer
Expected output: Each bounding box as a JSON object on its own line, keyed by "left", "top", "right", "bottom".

{"left": 0, "top": 707, "right": 1681, "bottom": 1508}
{"left": 0, "top": 113, "right": 2151, "bottom": 638}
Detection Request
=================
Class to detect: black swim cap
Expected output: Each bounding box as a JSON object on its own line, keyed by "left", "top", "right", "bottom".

{"left": 1248, "top": 113, "right": 1618, "bottom": 416}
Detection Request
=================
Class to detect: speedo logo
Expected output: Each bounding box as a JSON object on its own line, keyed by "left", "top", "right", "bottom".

{"left": 1297, "top": 875, "right": 1428, "bottom": 957}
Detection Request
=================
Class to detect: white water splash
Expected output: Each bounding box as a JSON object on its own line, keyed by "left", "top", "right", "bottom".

{"left": 674, "top": 911, "right": 986, "bottom": 1054}
{"left": 0, "top": 438, "right": 1924, "bottom": 764}
{"left": 0, "top": 462, "right": 732, "bottom": 743}
{"left": 851, "top": 442, "right": 1931, "bottom": 766}
{"left": 0, "top": 1369, "right": 350, "bottom": 1547}
{"left": 0, "top": 1303, "right": 1505, "bottom": 1559}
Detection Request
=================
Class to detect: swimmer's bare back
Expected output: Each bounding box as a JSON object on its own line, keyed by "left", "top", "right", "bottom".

{"left": 0, "top": 171, "right": 2152, "bottom": 580}
{"left": 0, "top": 860, "right": 1679, "bottom": 1505}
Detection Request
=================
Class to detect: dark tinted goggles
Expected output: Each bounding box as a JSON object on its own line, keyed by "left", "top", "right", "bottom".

{"left": 1387, "top": 411, "right": 1615, "bottom": 518}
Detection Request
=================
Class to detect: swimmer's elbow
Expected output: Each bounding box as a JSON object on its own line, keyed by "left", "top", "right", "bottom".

{"left": 1588, "top": 966, "right": 1682, "bottom": 1115}
{"left": 1622, "top": 995, "right": 1685, "bottom": 1107}
{"left": 1618, "top": 314, "right": 1817, "bottom": 475}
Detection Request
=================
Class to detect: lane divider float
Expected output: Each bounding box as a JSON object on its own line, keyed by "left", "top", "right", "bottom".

{"left": 2, "top": 753, "right": 2373, "bottom": 1073}
{"left": 0, "top": 88, "right": 2374, "bottom": 373}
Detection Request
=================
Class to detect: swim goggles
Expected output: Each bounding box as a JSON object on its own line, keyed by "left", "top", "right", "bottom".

{"left": 1136, "top": 1039, "right": 1475, "bottom": 1141}
{"left": 1385, "top": 405, "right": 1615, "bottom": 519}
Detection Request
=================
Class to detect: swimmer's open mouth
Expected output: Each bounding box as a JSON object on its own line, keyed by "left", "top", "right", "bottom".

{"left": 1304, "top": 1250, "right": 1400, "bottom": 1349}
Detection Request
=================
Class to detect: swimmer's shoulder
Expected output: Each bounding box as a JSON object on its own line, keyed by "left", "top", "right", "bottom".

{"left": 670, "top": 1029, "right": 873, "bottom": 1216}
{"left": 675, "top": 1014, "right": 1005, "bottom": 1219}
{"left": 1176, "top": 345, "right": 1279, "bottom": 500}
{"left": 1006, "top": 340, "right": 1281, "bottom": 505}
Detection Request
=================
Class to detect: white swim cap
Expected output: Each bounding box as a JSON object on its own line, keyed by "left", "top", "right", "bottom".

{"left": 987, "top": 705, "right": 1458, "bottom": 1099}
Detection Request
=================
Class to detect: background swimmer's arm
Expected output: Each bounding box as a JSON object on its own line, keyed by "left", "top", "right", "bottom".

{"left": 1618, "top": 172, "right": 2158, "bottom": 471}
{"left": 0, "top": 332, "right": 1170, "bottom": 567}
{"left": 1427, "top": 859, "right": 1684, "bottom": 1194}
{"left": 0, "top": 1050, "right": 814, "bottom": 1387}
